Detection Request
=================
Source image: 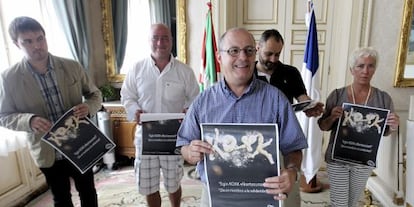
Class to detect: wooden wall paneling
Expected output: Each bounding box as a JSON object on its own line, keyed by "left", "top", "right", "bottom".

{"left": 0, "top": 149, "right": 45, "bottom": 206}
{"left": 235, "top": 0, "right": 333, "bottom": 103}
{"left": 237, "top": 0, "right": 284, "bottom": 43}
{"left": 285, "top": 0, "right": 332, "bottom": 103}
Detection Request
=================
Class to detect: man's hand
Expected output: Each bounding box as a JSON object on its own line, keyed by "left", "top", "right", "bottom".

{"left": 134, "top": 109, "right": 145, "bottom": 124}
{"left": 181, "top": 140, "right": 213, "bottom": 165}
{"left": 264, "top": 150, "right": 302, "bottom": 200}
{"left": 304, "top": 102, "right": 324, "bottom": 117}
{"left": 73, "top": 103, "right": 90, "bottom": 118}
{"left": 263, "top": 167, "right": 297, "bottom": 200}
{"left": 30, "top": 116, "right": 52, "bottom": 134}
{"left": 296, "top": 95, "right": 324, "bottom": 117}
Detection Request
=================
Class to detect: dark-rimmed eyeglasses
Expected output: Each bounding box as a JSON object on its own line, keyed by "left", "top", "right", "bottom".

{"left": 220, "top": 46, "right": 257, "bottom": 57}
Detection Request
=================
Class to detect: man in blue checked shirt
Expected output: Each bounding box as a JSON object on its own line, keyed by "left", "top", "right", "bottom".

{"left": 176, "top": 27, "right": 308, "bottom": 207}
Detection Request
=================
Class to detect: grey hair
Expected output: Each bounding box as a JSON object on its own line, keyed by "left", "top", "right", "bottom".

{"left": 348, "top": 47, "right": 378, "bottom": 69}
{"left": 218, "top": 27, "right": 255, "bottom": 50}
{"left": 149, "top": 23, "right": 172, "bottom": 38}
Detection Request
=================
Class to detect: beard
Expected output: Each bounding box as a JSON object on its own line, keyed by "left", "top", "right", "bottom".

{"left": 258, "top": 56, "right": 277, "bottom": 71}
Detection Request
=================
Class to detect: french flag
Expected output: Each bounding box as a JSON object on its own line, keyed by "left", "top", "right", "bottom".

{"left": 299, "top": 1, "right": 323, "bottom": 184}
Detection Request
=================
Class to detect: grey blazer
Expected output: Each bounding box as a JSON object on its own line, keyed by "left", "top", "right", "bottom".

{"left": 0, "top": 54, "right": 102, "bottom": 168}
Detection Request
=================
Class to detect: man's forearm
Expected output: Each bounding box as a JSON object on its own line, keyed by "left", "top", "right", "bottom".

{"left": 283, "top": 150, "right": 302, "bottom": 169}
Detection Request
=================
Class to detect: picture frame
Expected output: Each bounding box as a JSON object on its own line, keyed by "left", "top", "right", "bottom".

{"left": 101, "top": 0, "right": 187, "bottom": 84}
{"left": 394, "top": 0, "right": 414, "bottom": 87}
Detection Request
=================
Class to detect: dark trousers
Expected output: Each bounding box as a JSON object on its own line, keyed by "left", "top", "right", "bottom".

{"left": 40, "top": 159, "right": 98, "bottom": 207}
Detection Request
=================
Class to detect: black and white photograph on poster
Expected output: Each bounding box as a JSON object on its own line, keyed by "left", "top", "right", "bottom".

{"left": 201, "top": 123, "right": 281, "bottom": 207}
{"left": 332, "top": 103, "right": 390, "bottom": 167}
{"left": 41, "top": 107, "right": 116, "bottom": 174}
{"left": 141, "top": 113, "right": 185, "bottom": 155}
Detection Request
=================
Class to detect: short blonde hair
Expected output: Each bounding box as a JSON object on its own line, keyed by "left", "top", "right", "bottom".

{"left": 348, "top": 47, "right": 378, "bottom": 69}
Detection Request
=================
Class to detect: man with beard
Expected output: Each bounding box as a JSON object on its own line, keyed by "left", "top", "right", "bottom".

{"left": 254, "top": 29, "right": 323, "bottom": 117}
{"left": 254, "top": 29, "right": 324, "bottom": 205}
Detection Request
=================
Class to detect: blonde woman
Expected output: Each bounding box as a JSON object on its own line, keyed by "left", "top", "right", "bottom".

{"left": 318, "top": 47, "right": 400, "bottom": 207}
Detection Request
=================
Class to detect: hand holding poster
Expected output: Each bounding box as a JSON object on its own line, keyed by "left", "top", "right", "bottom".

{"left": 201, "top": 123, "right": 281, "bottom": 207}
{"left": 41, "top": 107, "right": 116, "bottom": 174}
{"left": 332, "top": 103, "right": 390, "bottom": 167}
{"left": 292, "top": 100, "right": 317, "bottom": 112}
{"left": 141, "top": 113, "right": 185, "bottom": 155}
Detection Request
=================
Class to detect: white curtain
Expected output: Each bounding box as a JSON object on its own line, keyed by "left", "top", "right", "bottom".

{"left": 119, "top": 0, "right": 151, "bottom": 74}
{"left": 0, "top": 0, "right": 73, "bottom": 73}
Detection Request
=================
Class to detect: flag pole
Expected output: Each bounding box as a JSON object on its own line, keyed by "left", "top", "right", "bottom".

{"left": 299, "top": 0, "right": 323, "bottom": 194}
{"left": 198, "top": 1, "right": 220, "bottom": 91}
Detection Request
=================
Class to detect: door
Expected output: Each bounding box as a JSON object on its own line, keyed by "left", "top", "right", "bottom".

{"left": 234, "top": 0, "right": 333, "bottom": 103}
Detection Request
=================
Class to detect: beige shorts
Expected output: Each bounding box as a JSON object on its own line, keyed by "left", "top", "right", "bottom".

{"left": 134, "top": 155, "right": 184, "bottom": 195}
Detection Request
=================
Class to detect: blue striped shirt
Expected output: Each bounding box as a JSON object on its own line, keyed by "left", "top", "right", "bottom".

{"left": 31, "top": 62, "right": 65, "bottom": 122}
{"left": 29, "top": 59, "right": 65, "bottom": 160}
{"left": 176, "top": 77, "right": 308, "bottom": 182}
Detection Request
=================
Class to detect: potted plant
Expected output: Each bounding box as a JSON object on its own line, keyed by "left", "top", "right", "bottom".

{"left": 99, "top": 84, "right": 117, "bottom": 102}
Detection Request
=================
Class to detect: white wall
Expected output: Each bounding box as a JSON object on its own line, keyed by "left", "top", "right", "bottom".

{"left": 367, "top": 1, "right": 411, "bottom": 205}
{"left": 369, "top": 0, "right": 412, "bottom": 111}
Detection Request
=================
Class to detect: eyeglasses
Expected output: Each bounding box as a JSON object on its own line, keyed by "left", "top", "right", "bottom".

{"left": 151, "top": 36, "right": 170, "bottom": 42}
{"left": 220, "top": 46, "right": 257, "bottom": 57}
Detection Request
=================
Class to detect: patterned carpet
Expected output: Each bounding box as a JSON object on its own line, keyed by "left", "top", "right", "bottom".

{"left": 25, "top": 163, "right": 202, "bottom": 207}
{"left": 25, "top": 162, "right": 382, "bottom": 207}
{"left": 300, "top": 170, "right": 383, "bottom": 207}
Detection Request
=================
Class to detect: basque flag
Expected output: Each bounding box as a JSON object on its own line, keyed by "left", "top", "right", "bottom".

{"left": 199, "top": 2, "right": 220, "bottom": 91}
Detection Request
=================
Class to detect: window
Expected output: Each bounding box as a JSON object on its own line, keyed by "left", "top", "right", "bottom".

{"left": 0, "top": 0, "right": 73, "bottom": 72}
{"left": 119, "top": 0, "right": 151, "bottom": 74}
{"left": 0, "top": 20, "right": 9, "bottom": 70}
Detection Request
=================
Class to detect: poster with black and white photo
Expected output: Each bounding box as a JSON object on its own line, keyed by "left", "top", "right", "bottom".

{"left": 141, "top": 113, "right": 185, "bottom": 155}
{"left": 41, "top": 107, "right": 116, "bottom": 174}
{"left": 201, "top": 123, "right": 281, "bottom": 207}
{"left": 332, "top": 103, "right": 390, "bottom": 167}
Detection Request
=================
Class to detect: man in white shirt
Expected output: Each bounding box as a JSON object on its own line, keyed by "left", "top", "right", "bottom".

{"left": 120, "top": 23, "right": 199, "bottom": 207}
